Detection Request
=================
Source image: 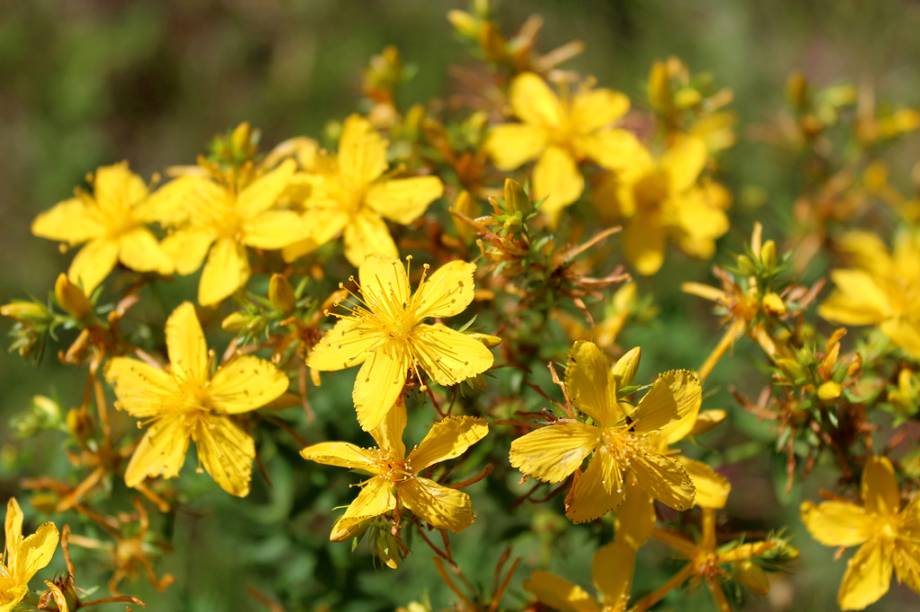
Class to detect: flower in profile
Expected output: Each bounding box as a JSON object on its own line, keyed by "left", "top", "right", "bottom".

{"left": 594, "top": 136, "right": 730, "bottom": 275}
{"left": 801, "top": 456, "right": 920, "bottom": 609}
{"left": 819, "top": 230, "right": 920, "bottom": 359}
{"left": 31, "top": 162, "right": 173, "bottom": 294}
{"left": 284, "top": 114, "right": 443, "bottom": 266}
{"left": 307, "top": 256, "right": 494, "bottom": 431}
{"left": 146, "top": 159, "right": 301, "bottom": 306}
{"left": 300, "top": 402, "right": 488, "bottom": 543}
{"left": 1, "top": 498, "right": 59, "bottom": 610}
{"left": 105, "top": 302, "right": 289, "bottom": 496}
{"left": 509, "top": 341, "right": 698, "bottom": 523}
{"left": 484, "top": 72, "right": 641, "bottom": 225}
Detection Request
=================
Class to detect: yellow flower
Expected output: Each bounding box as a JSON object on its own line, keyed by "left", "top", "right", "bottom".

{"left": 284, "top": 115, "right": 443, "bottom": 266}
{"left": 1, "top": 498, "right": 59, "bottom": 611}
{"left": 147, "top": 159, "right": 301, "bottom": 306}
{"left": 525, "top": 486, "right": 656, "bottom": 612}
{"left": 819, "top": 230, "right": 920, "bottom": 359}
{"left": 105, "top": 302, "right": 289, "bottom": 496}
{"left": 300, "top": 402, "right": 488, "bottom": 541}
{"left": 307, "top": 256, "right": 494, "bottom": 431}
{"left": 31, "top": 162, "right": 173, "bottom": 294}
{"left": 595, "top": 137, "right": 730, "bottom": 275}
{"left": 801, "top": 456, "right": 920, "bottom": 610}
{"left": 509, "top": 341, "right": 698, "bottom": 523}
{"left": 484, "top": 72, "right": 640, "bottom": 225}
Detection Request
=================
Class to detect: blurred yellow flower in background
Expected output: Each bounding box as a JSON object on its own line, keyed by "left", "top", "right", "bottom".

{"left": 485, "top": 72, "right": 641, "bottom": 225}
{"left": 0, "top": 498, "right": 59, "bottom": 611}
{"left": 819, "top": 230, "right": 920, "bottom": 359}
{"left": 595, "top": 136, "right": 730, "bottom": 275}
{"left": 509, "top": 341, "right": 698, "bottom": 523}
{"left": 308, "top": 256, "right": 494, "bottom": 431}
{"left": 300, "top": 402, "right": 488, "bottom": 546}
{"left": 31, "top": 162, "right": 173, "bottom": 294}
{"left": 105, "top": 302, "right": 288, "bottom": 496}
{"left": 801, "top": 456, "right": 920, "bottom": 610}
{"left": 285, "top": 114, "right": 443, "bottom": 266}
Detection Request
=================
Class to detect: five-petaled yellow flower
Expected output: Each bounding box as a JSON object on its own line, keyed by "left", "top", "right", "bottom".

{"left": 801, "top": 455, "right": 920, "bottom": 610}
{"left": 284, "top": 114, "right": 443, "bottom": 266}
{"left": 1, "top": 498, "right": 59, "bottom": 611}
{"left": 300, "top": 402, "right": 488, "bottom": 541}
{"left": 147, "top": 159, "right": 302, "bottom": 305}
{"left": 105, "top": 302, "right": 289, "bottom": 496}
{"left": 307, "top": 256, "right": 494, "bottom": 431}
{"left": 509, "top": 341, "right": 698, "bottom": 523}
{"left": 595, "top": 136, "right": 730, "bottom": 275}
{"left": 819, "top": 230, "right": 920, "bottom": 360}
{"left": 485, "top": 72, "right": 640, "bottom": 225}
{"left": 31, "top": 162, "right": 173, "bottom": 294}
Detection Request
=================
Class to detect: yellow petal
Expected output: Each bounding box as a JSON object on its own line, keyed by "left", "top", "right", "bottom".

{"left": 800, "top": 500, "right": 870, "bottom": 546}
{"left": 209, "top": 356, "right": 288, "bottom": 414}
{"left": 369, "top": 400, "right": 407, "bottom": 458}
{"left": 338, "top": 115, "right": 388, "bottom": 189}
{"left": 138, "top": 175, "right": 226, "bottom": 226}
{"left": 359, "top": 255, "right": 410, "bottom": 317}
{"left": 533, "top": 146, "right": 584, "bottom": 225}
{"left": 398, "top": 477, "right": 474, "bottom": 532}
{"left": 672, "top": 188, "right": 730, "bottom": 244}
{"left": 93, "top": 162, "right": 148, "bottom": 212}
{"left": 165, "top": 302, "right": 209, "bottom": 385}
{"left": 593, "top": 539, "right": 635, "bottom": 610}
{"left": 353, "top": 345, "right": 408, "bottom": 431}
{"left": 125, "top": 416, "right": 190, "bottom": 488}
{"left": 818, "top": 270, "right": 891, "bottom": 325}
{"left": 407, "top": 416, "right": 488, "bottom": 471}
{"left": 105, "top": 357, "right": 181, "bottom": 417}
{"left": 509, "top": 422, "right": 599, "bottom": 483}
{"left": 410, "top": 324, "right": 494, "bottom": 386}
{"left": 623, "top": 213, "right": 666, "bottom": 276}
{"left": 630, "top": 450, "right": 694, "bottom": 511}
{"left": 838, "top": 540, "right": 893, "bottom": 610}
{"left": 565, "top": 341, "right": 619, "bottom": 426}
{"left": 617, "top": 478, "right": 655, "bottom": 547}
{"left": 524, "top": 571, "right": 601, "bottom": 612}
{"left": 411, "top": 260, "right": 477, "bottom": 319}
{"left": 575, "top": 129, "right": 648, "bottom": 172}
{"left": 881, "top": 318, "right": 920, "bottom": 360}
{"left": 199, "top": 238, "right": 250, "bottom": 306}
{"left": 299, "top": 441, "right": 380, "bottom": 474}
{"left": 330, "top": 476, "right": 396, "bottom": 541}
{"left": 117, "top": 228, "right": 174, "bottom": 275}
{"left": 680, "top": 458, "right": 730, "bottom": 509}
{"left": 68, "top": 238, "right": 119, "bottom": 294}
{"left": 243, "top": 210, "right": 308, "bottom": 249}
{"left": 861, "top": 456, "right": 901, "bottom": 515}
{"left": 661, "top": 136, "right": 707, "bottom": 192}
{"left": 366, "top": 176, "right": 443, "bottom": 225}
{"left": 237, "top": 159, "right": 295, "bottom": 218}
{"left": 302, "top": 205, "right": 350, "bottom": 246}
{"left": 564, "top": 451, "right": 624, "bottom": 523}
{"left": 510, "top": 72, "right": 562, "bottom": 128}
{"left": 5, "top": 497, "right": 24, "bottom": 552}
{"left": 15, "top": 522, "right": 59, "bottom": 583}
{"left": 485, "top": 123, "right": 547, "bottom": 170}
{"left": 571, "top": 88, "right": 629, "bottom": 133}
{"left": 307, "top": 318, "right": 384, "bottom": 371}
{"left": 343, "top": 210, "right": 398, "bottom": 266}
{"left": 31, "top": 198, "right": 103, "bottom": 244}
{"left": 634, "top": 370, "right": 701, "bottom": 433}
{"left": 161, "top": 229, "right": 215, "bottom": 275}
{"left": 193, "top": 415, "right": 255, "bottom": 497}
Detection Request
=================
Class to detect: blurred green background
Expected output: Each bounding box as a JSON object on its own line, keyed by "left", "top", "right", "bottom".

{"left": 2, "top": 1, "right": 919, "bottom": 610}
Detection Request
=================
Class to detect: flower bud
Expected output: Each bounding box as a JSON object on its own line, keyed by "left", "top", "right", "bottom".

{"left": 54, "top": 274, "right": 91, "bottom": 320}
{"left": 269, "top": 274, "right": 297, "bottom": 313}
{"left": 762, "top": 292, "right": 786, "bottom": 316}
{"left": 759, "top": 239, "right": 776, "bottom": 268}
{"left": 612, "top": 347, "right": 641, "bottom": 387}
{"left": 503, "top": 178, "right": 533, "bottom": 216}
{"left": 1, "top": 300, "right": 50, "bottom": 323}
{"left": 817, "top": 380, "right": 842, "bottom": 402}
